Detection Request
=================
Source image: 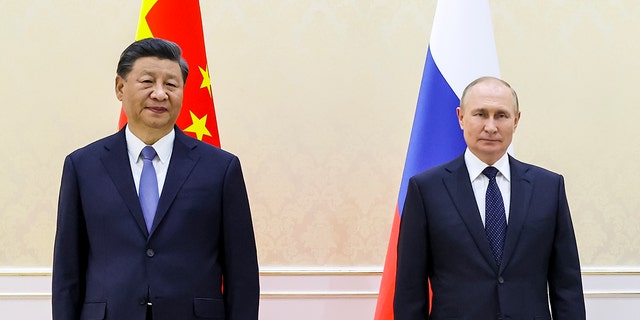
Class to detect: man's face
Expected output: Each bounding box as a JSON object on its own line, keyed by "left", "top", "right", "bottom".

{"left": 456, "top": 80, "right": 520, "bottom": 165}
{"left": 116, "top": 57, "right": 184, "bottom": 135}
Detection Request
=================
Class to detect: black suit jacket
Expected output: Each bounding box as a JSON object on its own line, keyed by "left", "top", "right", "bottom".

{"left": 394, "top": 154, "right": 585, "bottom": 319}
{"left": 52, "top": 127, "right": 259, "bottom": 320}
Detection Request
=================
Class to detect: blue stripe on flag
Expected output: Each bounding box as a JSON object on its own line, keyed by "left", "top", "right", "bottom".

{"left": 397, "top": 47, "right": 467, "bottom": 215}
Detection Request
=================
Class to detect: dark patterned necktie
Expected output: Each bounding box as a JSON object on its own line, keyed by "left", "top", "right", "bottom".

{"left": 483, "top": 166, "right": 507, "bottom": 266}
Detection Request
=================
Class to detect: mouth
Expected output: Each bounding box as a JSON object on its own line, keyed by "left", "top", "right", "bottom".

{"left": 145, "top": 106, "right": 168, "bottom": 114}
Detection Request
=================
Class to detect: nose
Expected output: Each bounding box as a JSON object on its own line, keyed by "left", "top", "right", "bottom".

{"left": 484, "top": 119, "right": 498, "bottom": 133}
{"left": 150, "top": 84, "right": 168, "bottom": 101}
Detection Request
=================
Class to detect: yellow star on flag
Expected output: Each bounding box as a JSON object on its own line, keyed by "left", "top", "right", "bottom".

{"left": 135, "top": 0, "right": 158, "bottom": 40}
{"left": 183, "top": 111, "right": 212, "bottom": 141}
{"left": 199, "top": 65, "right": 212, "bottom": 97}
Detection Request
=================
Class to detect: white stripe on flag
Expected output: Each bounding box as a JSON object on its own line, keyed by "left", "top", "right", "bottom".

{"left": 430, "top": 0, "right": 501, "bottom": 99}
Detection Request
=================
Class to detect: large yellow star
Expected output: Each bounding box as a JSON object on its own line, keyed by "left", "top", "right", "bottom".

{"left": 183, "top": 111, "right": 212, "bottom": 141}
{"left": 199, "top": 65, "right": 212, "bottom": 97}
{"left": 135, "top": 0, "right": 158, "bottom": 40}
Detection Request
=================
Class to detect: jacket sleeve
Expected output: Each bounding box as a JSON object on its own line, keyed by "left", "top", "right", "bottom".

{"left": 394, "top": 177, "right": 430, "bottom": 320}
{"left": 52, "top": 155, "right": 88, "bottom": 319}
{"left": 548, "top": 175, "right": 586, "bottom": 320}
{"left": 220, "top": 156, "right": 260, "bottom": 320}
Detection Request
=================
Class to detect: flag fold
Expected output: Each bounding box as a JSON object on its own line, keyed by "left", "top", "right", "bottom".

{"left": 119, "top": 0, "right": 220, "bottom": 147}
{"left": 375, "top": 1, "right": 500, "bottom": 318}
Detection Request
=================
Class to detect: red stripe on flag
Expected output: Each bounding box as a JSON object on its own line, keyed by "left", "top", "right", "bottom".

{"left": 374, "top": 207, "right": 400, "bottom": 320}
{"left": 376, "top": 206, "right": 432, "bottom": 319}
{"left": 119, "top": 0, "right": 220, "bottom": 147}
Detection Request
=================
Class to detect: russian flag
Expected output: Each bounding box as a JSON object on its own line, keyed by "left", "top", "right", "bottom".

{"left": 374, "top": 1, "right": 500, "bottom": 319}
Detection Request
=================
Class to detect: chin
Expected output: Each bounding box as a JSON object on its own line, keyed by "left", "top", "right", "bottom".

{"left": 144, "top": 121, "right": 173, "bottom": 130}
{"left": 476, "top": 147, "right": 505, "bottom": 156}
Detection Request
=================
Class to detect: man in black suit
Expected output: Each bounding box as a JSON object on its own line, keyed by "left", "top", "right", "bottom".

{"left": 394, "top": 76, "right": 585, "bottom": 319}
{"left": 53, "top": 38, "right": 259, "bottom": 320}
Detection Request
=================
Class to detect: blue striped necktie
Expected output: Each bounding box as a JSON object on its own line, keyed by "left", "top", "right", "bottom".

{"left": 139, "top": 146, "right": 158, "bottom": 232}
{"left": 483, "top": 166, "right": 507, "bottom": 266}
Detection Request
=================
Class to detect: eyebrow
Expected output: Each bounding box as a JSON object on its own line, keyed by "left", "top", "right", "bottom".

{"left": 470, "top": 107, "right": 514, "bottom": 114}
{"left": 138, "top": 71, "right": 182, "bottom": 83}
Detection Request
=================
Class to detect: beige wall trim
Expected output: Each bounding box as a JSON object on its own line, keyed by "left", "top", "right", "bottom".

{"left": 261, "top": 292, "right": 379, "bottom": 298}
{"left": 0, "top": 294, "right": 50, "bottom": 299}
{"left": 585, "top": 292, "right": 640, "bottom": 297}
{"left": 1, "top": 266, "right": 640, "bottom": 320}
{"left": 0, "top": 267, "right": 52, "bottom": 277}
{"left": 3, "top": 266, "right": 640, "bottom": 276}
{"left": 0, "top": 293, "right": 380, "bottom": 299}
{"left": 581, "top": 267, "right": 640, "bottom": 275}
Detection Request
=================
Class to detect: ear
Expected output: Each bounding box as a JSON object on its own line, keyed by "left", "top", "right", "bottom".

{"left": 115, "top": 75, "right": 125, "bottom": 101}
{"left": 513, "top": 111, "right": 521, "bottom": 130}
{"left": 456, "top": 107, "right": 464, "bottom": 129}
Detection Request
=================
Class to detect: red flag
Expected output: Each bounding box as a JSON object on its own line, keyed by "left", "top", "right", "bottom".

{"left": 119, "top": 0, "right": 220, "bottom": 147}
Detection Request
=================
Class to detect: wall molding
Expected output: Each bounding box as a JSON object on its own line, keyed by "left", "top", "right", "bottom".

{"left": 2, "top": 266, "right": 639, "bottom": 298}
{"left": 3, "top": 265, "right": 639, "bottom": 274}
{"left": 2, "top": 267, "right": 640, "bottom": 319}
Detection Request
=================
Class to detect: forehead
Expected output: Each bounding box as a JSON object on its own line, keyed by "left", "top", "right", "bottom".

{"left": 464, "top": 81, "right": 516, "bottom": 112}
{"left": 130, "top": 57, "right": 182, "bottom": 78}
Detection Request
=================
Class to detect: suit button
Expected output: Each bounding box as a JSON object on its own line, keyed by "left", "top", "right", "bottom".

{"left": 146, "top": 249, "right": 155, "bottom": 257}
{"left": 498, "top": 276, "right": 504, "bottom": 284}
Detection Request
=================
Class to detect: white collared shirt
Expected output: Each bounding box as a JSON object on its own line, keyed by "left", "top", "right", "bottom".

{"left": 125, "top": 125, "right": 175, "bottom": 196}
{"left": 464, "top": 148, "right": 511, "bottom": 226}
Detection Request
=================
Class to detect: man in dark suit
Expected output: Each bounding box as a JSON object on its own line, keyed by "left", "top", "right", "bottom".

{"left": 394, "top": 77, "right": 585, "bottom": 319}
{"left": 52, "top": 38, "right": 259, "bottom": 320}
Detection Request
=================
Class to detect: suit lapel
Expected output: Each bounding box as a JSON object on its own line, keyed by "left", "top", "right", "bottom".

{"left": 443, "top": 156, "right": 497, "bottom": 270}
{"left": 500, "top": 156, "right": 533, "bottom": 272}
{"left": 149, "top": 129, "right": 199, "bottom": 237}
{"left": 100, "top": 129, "right": 149, "bottom": 237}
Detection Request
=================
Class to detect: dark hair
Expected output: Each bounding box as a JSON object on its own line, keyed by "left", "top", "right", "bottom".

{"left": 116, "top": 37, "right": 189, "bottom": 83}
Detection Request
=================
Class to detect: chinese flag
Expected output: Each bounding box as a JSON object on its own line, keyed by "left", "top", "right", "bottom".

{"left": 119, "top": 0, "right": 220, "bottom": 147}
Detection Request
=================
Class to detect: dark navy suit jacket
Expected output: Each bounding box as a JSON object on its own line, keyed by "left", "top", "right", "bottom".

{"left": 53, "top": 127, "right": 259, "bottom": 320}
{"left": 394, "top": 154, "right": 585, "bottom": 320}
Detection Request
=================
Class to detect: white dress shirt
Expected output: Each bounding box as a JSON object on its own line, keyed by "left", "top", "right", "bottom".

{"left": 464, "top": 148, "right": 511, "bottom": 226}
{"left": 125, "top": 126, "right": 175, "bottom": 196}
